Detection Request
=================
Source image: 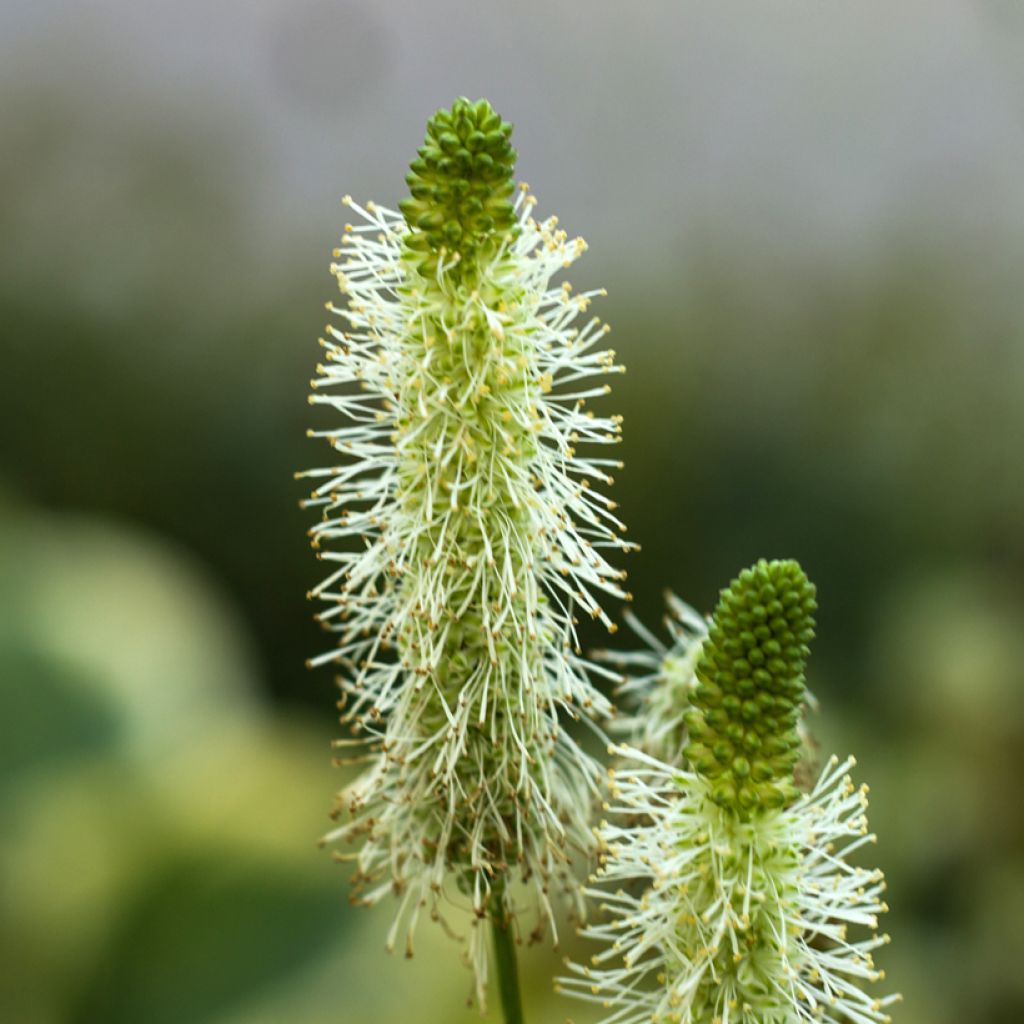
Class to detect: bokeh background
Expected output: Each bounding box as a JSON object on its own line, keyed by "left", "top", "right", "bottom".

{"left": 3, "top": 1, "right": 1023, "bottom": 1021}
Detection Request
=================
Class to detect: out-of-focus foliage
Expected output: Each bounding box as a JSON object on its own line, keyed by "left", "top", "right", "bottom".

{"left": 2, "top": 2, "right": 1023, "bottom": 1022}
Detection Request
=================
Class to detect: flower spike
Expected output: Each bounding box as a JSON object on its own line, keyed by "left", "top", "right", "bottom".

{"left": 561, "top": 560, "right": 899, "bottom": 1024}
{"left": 300, "top": 98, "right": 631, "bottom": 1004}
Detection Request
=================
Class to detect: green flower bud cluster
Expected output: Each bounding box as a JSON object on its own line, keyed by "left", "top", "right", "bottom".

{"left": 398, "top": 97, "right": 518, "bottom": 285}
{"left": 685, "top": 559, "right": 816, "bottom": 814}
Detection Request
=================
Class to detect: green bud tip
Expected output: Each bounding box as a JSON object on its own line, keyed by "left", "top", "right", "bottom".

{"left": 399, "top": 97, "right": 518, "bottom": 285}
{"left": 684, "top": 559, "right": 817, "bottom": 816}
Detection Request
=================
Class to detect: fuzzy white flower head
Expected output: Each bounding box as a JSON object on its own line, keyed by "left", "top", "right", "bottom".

{"left": 561, "top": 560, "right": 900, "bottom": 1024}
{"left": 298, "top": 98, "right": 631, "bottom": 1000}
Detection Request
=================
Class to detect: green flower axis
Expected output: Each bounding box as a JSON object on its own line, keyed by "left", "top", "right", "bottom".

{"left": 685, "top": 559, "right": 817, "bottom": 813}
{"left": 399, "top": 97, "right": 518, "bottom": 284}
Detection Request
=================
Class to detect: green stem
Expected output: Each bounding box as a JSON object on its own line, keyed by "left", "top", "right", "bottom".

{"left": 490, "top": 885, "right": 525, "bottom": 1024}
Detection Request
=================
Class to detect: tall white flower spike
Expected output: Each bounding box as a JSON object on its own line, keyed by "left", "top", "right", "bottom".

{"left": 561, "top": 560, "right": 900, "bottom": 1024}
{"left": 298, "top": 98, "right": 631, "bottom": 1004}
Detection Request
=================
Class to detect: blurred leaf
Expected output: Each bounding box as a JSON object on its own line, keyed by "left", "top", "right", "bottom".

{"left": 1, "top": 645, "right": 122, "bottom": 800}
{"left": 67, "top": 854, "right": 348, "bottom": 1024}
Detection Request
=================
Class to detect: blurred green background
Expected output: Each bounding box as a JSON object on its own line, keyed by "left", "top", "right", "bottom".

{"left": 2, "top": 2, "right": 1022, "bottom": 1022}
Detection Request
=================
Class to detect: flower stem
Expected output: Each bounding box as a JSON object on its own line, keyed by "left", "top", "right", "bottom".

{"left": 490, "top": 884, "right": 525, "bottom": 1024}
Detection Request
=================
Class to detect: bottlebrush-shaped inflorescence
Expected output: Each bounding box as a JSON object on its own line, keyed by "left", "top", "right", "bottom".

{"left": 299, "top": 97, "right": 631, "bottom": 1000}
{"left": 561, "top": 560, "right": 899, "bottom": 1024}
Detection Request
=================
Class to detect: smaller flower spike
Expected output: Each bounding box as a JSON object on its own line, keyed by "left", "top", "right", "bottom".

{"left": 561, "top": 561, "right": 899, "bottom": 1024}
{"left": 685, "top": 559, "right": 816, "bottom": 814}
